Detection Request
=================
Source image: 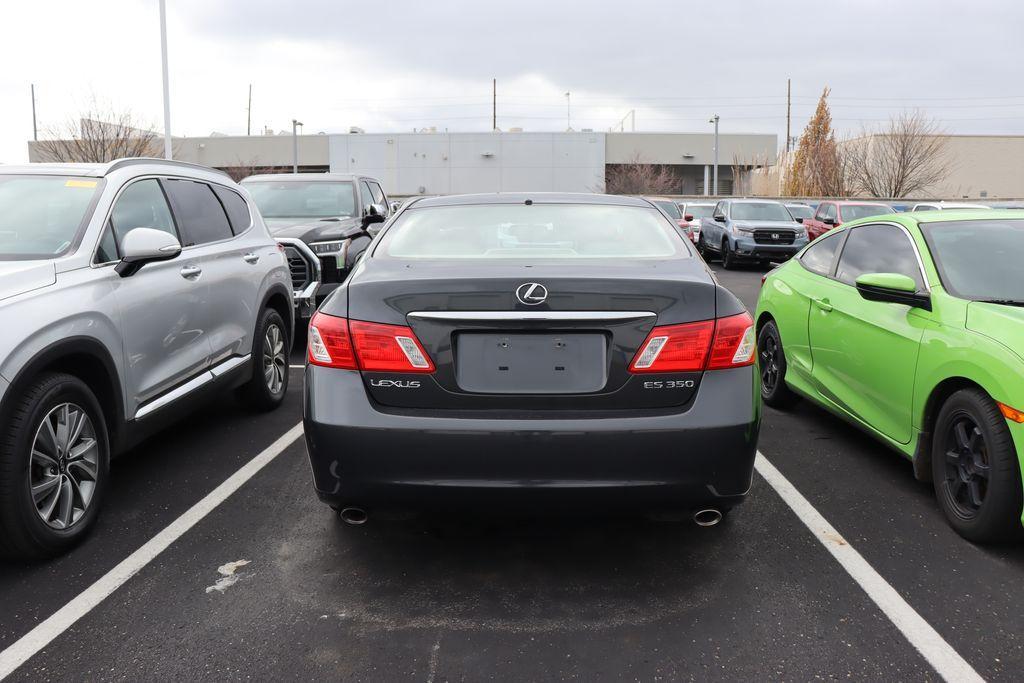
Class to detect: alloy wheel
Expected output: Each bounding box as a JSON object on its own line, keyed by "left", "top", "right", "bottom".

{"left": 941, "top": 412, "right": 990, "bottom": 518}
{"left": 29, "top": 402, "right": 99, "bottom": 530}
{"left": 263, "top": 323, "right": 287, "bottom": 395}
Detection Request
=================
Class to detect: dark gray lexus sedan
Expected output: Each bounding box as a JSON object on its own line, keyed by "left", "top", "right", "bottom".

{"left": 303, "top": 193, "right": 760, "bottom": 526}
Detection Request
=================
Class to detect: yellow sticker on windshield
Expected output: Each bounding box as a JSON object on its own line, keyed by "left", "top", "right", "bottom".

{"left": 65, "top": 179, "right": 97, "bottom": 188}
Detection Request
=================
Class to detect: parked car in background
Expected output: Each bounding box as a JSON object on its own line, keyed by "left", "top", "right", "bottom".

{"left": 785, "top": 203, "right": 814, "bottom": 224}
{"left": 241, "top": 173, "right": 391, "bottom": 319}
{"left": 647, "top": 197, "right": 687, "bottom": 230}
{"left": 803, "top": 201, "right": 896, "bottom": 240}
{"left": 697, "top": 199, "right": 808, "bottom": 269}
{"left": 304, "top": 193, "right": 760, "bottom": 527}
{"left": 0, "top": 160, "right": 293, "bottom": 558}
{"left": 757, "top": 210, "right": 1024, "bottom": 542}
{"left": 911, "top": 201, "right": 991, "bottom": 211}
{"left": 677, "top": 201, "right": 716, "bottom": 244}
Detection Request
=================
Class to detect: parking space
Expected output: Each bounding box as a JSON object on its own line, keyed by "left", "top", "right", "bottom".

{"left": 1, "top": 268, "right": 1022, "bottom": 681}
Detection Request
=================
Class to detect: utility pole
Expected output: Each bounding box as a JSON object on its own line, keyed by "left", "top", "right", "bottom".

{"left": 292, "top": 119, "right": 303, "bottom": 173}
{"left": 709, "top": 114, "right": 720, "bottom": 195}
{"left": 785, "top": 78, "right": 791, "bottom": 153}
{"left": 247, "top": 84, "right": 252, "bottom": 136}
{"left": 565, "top": 91, "right": 571, "bottom": 131}
{"left": 158, "top": 0, "right": 172, "bottom": 159}
{"left": 30, "top": 84, "right": 37, "bottom": 141}
{"left": 492, "top": 78, "right": 496, "bottom": 131}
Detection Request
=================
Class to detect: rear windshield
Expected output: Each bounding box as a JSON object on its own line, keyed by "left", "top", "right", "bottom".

{"left": 245, "top": 180, "right": 356, "bottom": 219}
{"left": 0, "top": 175, "right": 103, "bottom": 260}
{"left": 842, "top": 204, "right": 894, "bottom": 221}
{"left": 731, "top": 202, "right": 792, "bottom": 221}
{"left": 380, "top": 204, "right": 685, "bottom": 259}
{"left": 921, "top": 219, "right": 1024, "bottom": 302}
{"left": 685, "top": 204, "right": 715, "bottom": 219}
{"left": 653, "top": 200, "right": 682, "bottom": 219}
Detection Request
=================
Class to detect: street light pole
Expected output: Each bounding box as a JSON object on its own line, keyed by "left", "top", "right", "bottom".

{"left": 158, "top": 0, "right": 172, "bottom": 159}
{"left": 709, "top": 114, "right": 720, "bottom": 195}
{"left": 292, "top": 119, "right": 303, "bottom": 173}
{"left": 565, "top": 91, "right": 571, "bottom": 131}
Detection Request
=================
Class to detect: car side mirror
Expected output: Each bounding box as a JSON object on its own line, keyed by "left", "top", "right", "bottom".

{"left": 823, "top": 217, "right": 836, "bottom": 226}
{"left": 713, "top": 213, "right": 725, "bottom": 222}
{"left": 114, "top": 227, "right": 181, "bottom": 277}
{"left": 684, "top": 214, "right": 694, "bottom": 222}
{"left": 794, "top": 217, "right": 804, "bottom": 224}
{"left": 855, "top": 273, "right": 931, "bottom": 311}
{"left": 362, "top": 203, "right": 386, "bottom": 228}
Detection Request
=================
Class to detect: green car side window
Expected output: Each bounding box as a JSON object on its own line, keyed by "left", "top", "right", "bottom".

{"left": 836, "top": 224, "right": 924, "bottom": 289}
{"left": 800, "top": 232, "right": 842, "bottom": 276}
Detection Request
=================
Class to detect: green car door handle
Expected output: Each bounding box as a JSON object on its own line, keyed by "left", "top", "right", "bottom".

{"left": 813, "top": 298, "right": 833, "bottom": 312}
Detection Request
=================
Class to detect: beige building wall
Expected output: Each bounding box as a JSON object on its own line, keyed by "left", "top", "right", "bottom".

{"left": 927, "top": 136, "right": 1024, "bottom": 199}
{"left": 605, "top": 132, "right": 777, "bottom": 167}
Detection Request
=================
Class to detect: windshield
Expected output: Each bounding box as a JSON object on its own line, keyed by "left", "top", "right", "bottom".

{"left": 843, "top": 204, "right": 894, "bottom": 221}
{"left": 653, "top": 200, "right": 682, "bottom": 219}
{"left": 922, "top": 219, "right": 1024, "bottom": 302}
{"left": 380, "top": 204, "right": 684, "bottom": 259}
{"left": 731, "top": 202, "right": 793, "bottom": 222}
{"left": 245, "top": 180, "right": 356, "bottom": 219}
{"left": 786, "top": 205, "right": 814, "bottom": 219}
{"left": 0, "top": 175, "right": 102, "bottom": 260}
{"left": 685, "top": 204, "right": 715, "bottom": 219}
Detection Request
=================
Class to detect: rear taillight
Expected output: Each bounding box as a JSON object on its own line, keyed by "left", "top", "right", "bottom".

{"left": 308, "top": 312, "right": 434, "bottom": 373}
{"left": 629, "top": 312, "right": 755, "bottom": 373}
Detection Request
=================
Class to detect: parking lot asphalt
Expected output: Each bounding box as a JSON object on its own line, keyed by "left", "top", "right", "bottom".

{"left": 1, "top": 263, "right": 1023, "bottom": 681}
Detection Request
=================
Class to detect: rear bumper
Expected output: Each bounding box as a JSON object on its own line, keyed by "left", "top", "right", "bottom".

{"left": 302, "top": 365, "right": 761, "bottom": 512}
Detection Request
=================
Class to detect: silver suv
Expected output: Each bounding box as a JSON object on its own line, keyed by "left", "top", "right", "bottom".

{"left": 0, "top": 159, "right": 293, "bottom": 558}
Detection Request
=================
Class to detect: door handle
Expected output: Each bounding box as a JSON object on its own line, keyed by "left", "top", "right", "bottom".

{"left": 813, "top": 298, "right": 833, "bottom": 312}
{"left": 242, "top": 252, "right": 260, "bottom": 264}
{"left": 179, "top": 265, "right": 202, "bottom": 279}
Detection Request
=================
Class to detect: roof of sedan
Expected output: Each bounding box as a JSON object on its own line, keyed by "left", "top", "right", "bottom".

{"left": 911, "top": 208, "right": 1024, "bottom": 223}
{"left": 408, "top": 193, "right": 654, "bottom": 208}
{"left": 241, "top": 172, "right": 363, "bottom": 182}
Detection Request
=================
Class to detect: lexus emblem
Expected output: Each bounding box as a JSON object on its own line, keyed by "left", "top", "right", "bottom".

{"left": 515, "top": 282, "right": 548, "bottom": 305}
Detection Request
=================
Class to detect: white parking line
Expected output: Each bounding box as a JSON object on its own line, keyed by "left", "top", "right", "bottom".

{"left": 0, "top": 423, "right": 305, "bottom": 681}
{"left": 754, "top": 452, "right": 983, "bottom": 683}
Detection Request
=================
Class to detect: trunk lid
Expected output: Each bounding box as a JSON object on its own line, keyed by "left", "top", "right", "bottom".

{"left": 340, "top": 258, "right": 720, "bottom": 411}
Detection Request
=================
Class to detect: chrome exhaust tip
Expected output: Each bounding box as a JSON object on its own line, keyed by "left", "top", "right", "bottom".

{"left": 693, "top": 508, "right": 723, "bottom": 527}
{"left": 339, "top": 507, "right": 368, "bottom": 525}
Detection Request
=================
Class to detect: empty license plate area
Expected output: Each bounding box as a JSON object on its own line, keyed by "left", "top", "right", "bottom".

{"left": 455, "top": 333, "right": 608, "bottom": 394}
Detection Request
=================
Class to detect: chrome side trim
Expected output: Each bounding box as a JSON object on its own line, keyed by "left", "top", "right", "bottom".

{"left": 407, "top": 311, "right": 657, "bottom": 322}
{"left": 135, "top": 355, "right": 250, "bottom": 419}
{"left": 210, "top": 353, "right": 250, "bottom": 378}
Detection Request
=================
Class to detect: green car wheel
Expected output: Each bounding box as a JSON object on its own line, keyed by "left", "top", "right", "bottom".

{"left": 757, "top": 321, "right": 799, "bottom": 409}
{"left": 932, "top": 388, "right": 1023, "bottom": 543}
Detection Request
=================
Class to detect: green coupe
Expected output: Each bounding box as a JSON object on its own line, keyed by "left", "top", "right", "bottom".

{"left": 755, "top": 210, "right": 1024, "bottom": 541}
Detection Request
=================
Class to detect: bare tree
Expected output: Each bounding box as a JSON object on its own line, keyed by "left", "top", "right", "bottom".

{"left": 34, "top": 103, "right": 163, "bottom": 163}
{"left": 731, "top": 152, "right": 772, "bottom": 196}
{"left": 604, "top": 153, "right": 680, "bottom": 195}
{"left": 220, "top": 158, "right": 279, "bottom": 182}
{"left": 844, "top": 112, "right": 952, "bottom": 197}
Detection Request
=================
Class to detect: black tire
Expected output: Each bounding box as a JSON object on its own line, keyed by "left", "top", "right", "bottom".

{"left": 238, "top": 308, "right": 290, "bottom": 412}
{"left": 0, "top": 373, "right": 110, "bottom": 559}
{"left": 695, "top": 232, "right": 707, "bottom": 258}
{"left": 721, "top": 239, "right": 737, "bottom": 270}
{"left": 757, "top": 321, "right": 800, "bottom": 409}
{"left": 932, "top": 388, "right": 1023, "bottom": 543}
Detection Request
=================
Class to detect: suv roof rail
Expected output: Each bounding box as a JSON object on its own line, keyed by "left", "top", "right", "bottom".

{"left": 103, "top": 157, "right": 231, "bottom": 179}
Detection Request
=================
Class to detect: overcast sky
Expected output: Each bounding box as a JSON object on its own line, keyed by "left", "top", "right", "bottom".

{"left": 2, "top": 0, "right": 1023, "bottom": 163}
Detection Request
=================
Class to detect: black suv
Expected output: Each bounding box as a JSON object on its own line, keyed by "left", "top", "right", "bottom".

{"left": 241, "top": 173, "right": 394, "bottom": 318}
